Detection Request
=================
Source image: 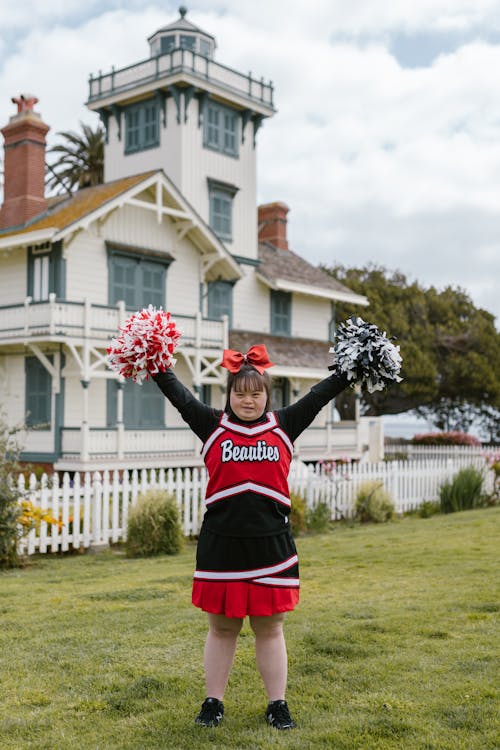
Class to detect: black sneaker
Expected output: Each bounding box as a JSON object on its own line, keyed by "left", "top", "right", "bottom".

{"left": 195, "top": 697, "right": 224, "bottom": 727}
{"left": 265, "top": 700, "right": 296, "bottom": 730}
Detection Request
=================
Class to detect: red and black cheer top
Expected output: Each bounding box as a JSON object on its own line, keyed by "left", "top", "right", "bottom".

{"left": 153, "top": 368, "right": 347, "bottom": 612}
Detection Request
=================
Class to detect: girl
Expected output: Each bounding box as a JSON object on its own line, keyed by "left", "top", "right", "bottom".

{"left": 153, "top": 344, "right": 350, "bottom": 730}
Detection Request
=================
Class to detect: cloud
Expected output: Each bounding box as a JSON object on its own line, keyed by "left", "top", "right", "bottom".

{"left": 0, "top": 1, "right": 499, "bottom": 325}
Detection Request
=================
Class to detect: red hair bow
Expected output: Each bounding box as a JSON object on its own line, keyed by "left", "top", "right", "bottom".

{"left": 221, "top": 345, "right": 275, "bottom": 374}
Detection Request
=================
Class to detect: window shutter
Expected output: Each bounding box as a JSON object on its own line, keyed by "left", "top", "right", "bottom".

{"left": 140, "top": 261, "right": 165, "bottom": 308}
{"left": 209, "top": 189, "right": 233, "bottom": 240}
{"left": 109, "top": 255, "right": 137, "bottom": 308}
{"left": 25, "top": 356, "right": 52, "bottom": 428}
{"left": 207, "top": 281, "right": 233, "bottom": 325}
{"left": 123, "top": 379, "right": 164, "bottom": 428}
{"left": 270, "top": 290, "right": 291, "bottom": 335}
{"left": 203, "top": 101, "right": 238, "bottom": 157}
{"left": 106, "top": 380, "right": 118, "bottom": 427}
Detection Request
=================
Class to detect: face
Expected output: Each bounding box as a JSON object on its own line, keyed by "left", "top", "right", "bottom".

{"left": 229, "top": 386, "right": 268, "bottom": 421}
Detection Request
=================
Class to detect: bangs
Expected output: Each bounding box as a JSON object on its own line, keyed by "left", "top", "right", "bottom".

{"left": 226, "top": 364, "right": 272, "bottom": 413}
{"left": 231, "top": 370, "right": 266, "bottom": 393}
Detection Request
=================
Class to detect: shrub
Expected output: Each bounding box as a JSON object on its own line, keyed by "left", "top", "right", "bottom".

{"left": 0, "top": 414, "right": 23, "bottom": 568}
{"left": 412, "top": 431, "right": 481, "bottom": 447}
{"left": 306, "top": 501, "right": 331, "bottom": 533}
{"left": 126, "top": 490, "right": 183, "bottom": 557}
{"left": 439, "top": 466, "right": 485, "bottom": 514}
{"left": 418, "top": 500, "right": 441, "bottom": 518}
{"left": 289, "top": 491, "right": 308, "bottom": 535}
{"left": 355, "top": 481, "right": 395, "bottom": 523}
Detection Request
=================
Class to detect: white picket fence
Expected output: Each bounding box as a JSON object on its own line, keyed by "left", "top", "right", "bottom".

{"left": 17, "top": 452, "right": 496, "bottom": 556}
{"left": 384, "top": 444, "right": 499, "bottom": 460}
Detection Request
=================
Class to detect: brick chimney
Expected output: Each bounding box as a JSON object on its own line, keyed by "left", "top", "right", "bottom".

{"left": 0, "top": 94, "right": 49, "bottom": 230}
{"left": 258, "top": 201, "right": 289, "bottom": 250}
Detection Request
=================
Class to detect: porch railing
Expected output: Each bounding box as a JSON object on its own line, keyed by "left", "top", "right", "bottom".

{"left": 0, "top": 296, "right": 227, "bottom": 349}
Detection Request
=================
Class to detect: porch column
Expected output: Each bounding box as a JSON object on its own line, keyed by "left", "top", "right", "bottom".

{"left": 326, "top": 417, "right": 333, "bottom": 452}
{"left": 80, "top": 379, "right": 90, "bottom": 462}
{"left": 193, "top": 311, "right": 202, "bottom": 393}
{"left": 116, "top": 380, "right": 124, "bottom": 459}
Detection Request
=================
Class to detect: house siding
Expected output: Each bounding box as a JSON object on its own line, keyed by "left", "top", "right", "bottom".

{"left": 232, "top": 267, "right": 269, "bottom": 332}
{"left": 292, "top": 294, "right": 331, "bottom": 340}
{"left": 1, "top": 247, "right": 28, "bottom": 303}
{"left": 105, "top": 98, "right": 257, "bottom": 261}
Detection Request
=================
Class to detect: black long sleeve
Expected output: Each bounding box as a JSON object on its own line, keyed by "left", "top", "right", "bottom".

{"left": 153, "top": 369, "right": 221, "bottom": 442}
{"left": 276, "top": 373, "right": 349, "bottom": 442}
{"left": 154, "top": 368, "right": 348, "bottom": 446}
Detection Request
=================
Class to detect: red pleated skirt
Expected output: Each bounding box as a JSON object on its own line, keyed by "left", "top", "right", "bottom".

{"left": 192, "top": 579, "right": 300, "bottom": 618}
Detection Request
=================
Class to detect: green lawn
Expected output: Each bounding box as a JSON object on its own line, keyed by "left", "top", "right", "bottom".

{"left": 1, "top": 508, "right": 499, "bottom": 750}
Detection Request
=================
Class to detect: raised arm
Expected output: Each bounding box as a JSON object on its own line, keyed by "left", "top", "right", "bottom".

{"left": 276, "top": 373, "right": 349, "bottom": 442}
{"left": 153, "top": 369, "right": 221, "bottom": 442}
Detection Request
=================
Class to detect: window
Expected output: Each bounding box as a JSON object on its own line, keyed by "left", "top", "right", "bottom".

{"left": 32, "top": 255, "right": 49, "bottom": 301}
{"left": 25, "top": 356, "right": 52, "bottom": 428}
{"left": 210, "top": 189, "right": 232, "bottom": 240}
{"left": 270, "top": 290, "right": 291, "bottom": 335}
{"left": 160, "top": 35, "right": 176, "bottom": 54}
{"left": 180, "top": 35, "right": 196, "bottom": 51}
{"left": 125, "top": 100, "right": 159, "bottom": 153}
{"left": 203, "top": 101, "right": 239, "bottom": 157}
{"left": 208, "top": 180, "right": 238, "bottom": 242}
{"left": 199, "top": 38, "right": 212, "bottom": 57}
{"left": 207, "top": 281, "right": 233, "bottom": 325}
{"left": 271, "top": 378, "right": 290, "bottom": 410}
{"left": 27, "top": 242, "right": 66, "bottom": 301}
{"left": 108, "top": 251, "right": 167, "bottom": 309}
{"left": 107, "top": 379, "right": 165, "bottom": 429}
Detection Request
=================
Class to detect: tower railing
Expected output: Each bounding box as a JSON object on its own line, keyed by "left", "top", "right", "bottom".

{"left": 87, "top": 47, "right": 274, "bottom": 108}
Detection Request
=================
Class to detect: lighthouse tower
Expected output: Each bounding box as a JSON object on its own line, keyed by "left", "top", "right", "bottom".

{"left": 86, "top": 6, "right": 275, "bottom": 260}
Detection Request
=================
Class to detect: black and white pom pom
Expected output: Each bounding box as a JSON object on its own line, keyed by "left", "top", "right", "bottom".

{"left": 329, "top": 316, "right": 402, "bottom": 393}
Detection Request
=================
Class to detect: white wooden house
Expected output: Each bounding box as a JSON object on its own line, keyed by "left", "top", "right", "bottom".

{"left": 0, "top": 8, "right": 382, "bottom": 471}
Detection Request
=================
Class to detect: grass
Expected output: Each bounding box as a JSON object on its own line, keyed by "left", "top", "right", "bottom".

{"left": 1, "top": 508, "right": 499, "bottom": 750}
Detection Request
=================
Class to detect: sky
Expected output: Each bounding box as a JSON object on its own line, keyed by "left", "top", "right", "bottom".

{"left": 1, "top": 0, "right": 500, "bottom": 329}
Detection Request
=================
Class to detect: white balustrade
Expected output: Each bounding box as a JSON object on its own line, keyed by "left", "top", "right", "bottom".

{"left": 0, "top": 299, "right": 225, "bottom": 348}
{"left": 89, "top": 49, "right": 274, "bottom": 107}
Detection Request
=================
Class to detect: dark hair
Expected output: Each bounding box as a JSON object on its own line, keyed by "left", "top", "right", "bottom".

{"left": 225, "top": 364, "right": 272, "bottom": 413}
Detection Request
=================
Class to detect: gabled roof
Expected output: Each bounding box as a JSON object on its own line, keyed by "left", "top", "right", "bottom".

{"left": 229, "top": 330, "right": 332, "bottom": 379}
{"left": 0, "top": 170, "right": 242, "bottom": 281}
{"left": 0, "top": 172, "right": 155, "bottom": 240}
{"left": 257, "top": 241, "right": 368, "bottom": 307}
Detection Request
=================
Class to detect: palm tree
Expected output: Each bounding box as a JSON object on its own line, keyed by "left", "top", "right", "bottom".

{"left": 46, "top": 121, "right": 105, "bottom": 194}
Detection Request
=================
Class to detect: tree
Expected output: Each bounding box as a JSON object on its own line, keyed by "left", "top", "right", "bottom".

{"left": 324, "top": 264, "right": 500, "bottom": 432}
{"left": 46, "top": 121, "right": 105, "bottom": 194}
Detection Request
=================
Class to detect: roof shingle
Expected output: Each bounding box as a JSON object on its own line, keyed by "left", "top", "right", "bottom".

{"left": 229, "top": 330, "right": 331, "bottom": 370}
{"left": 258, "top": 241, "right": 355, "bottom": 296}
{"left": 0, "top": 171, "right": 157, "bottom": 239}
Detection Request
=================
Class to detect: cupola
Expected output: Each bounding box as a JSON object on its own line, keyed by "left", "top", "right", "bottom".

{"left": 148, "top": 6, "right": 216, "bottom": 59}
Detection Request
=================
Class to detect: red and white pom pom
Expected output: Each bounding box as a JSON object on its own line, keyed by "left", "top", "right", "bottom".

{"left": 107, "top": 305, "right": 182, "bottom": 384}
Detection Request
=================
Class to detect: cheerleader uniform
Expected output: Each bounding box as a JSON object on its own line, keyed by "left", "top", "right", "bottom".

{"left": 154, "top": 369, "right": 347, "bottom": 618}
